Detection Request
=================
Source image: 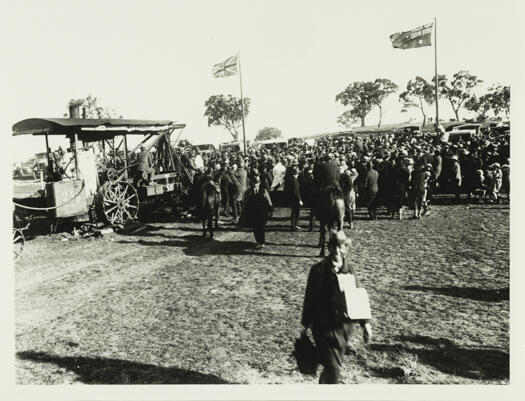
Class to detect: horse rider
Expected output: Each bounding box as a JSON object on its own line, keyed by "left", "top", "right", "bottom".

{"left": 310, "top": 154, "right": 342, "bottom": 218}
{"left": 313, "top": 153, "right": 341, "bottom": 192}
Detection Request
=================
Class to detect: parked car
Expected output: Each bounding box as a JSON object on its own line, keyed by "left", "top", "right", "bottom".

{"left": 193, "top": 144, "right": 216, "bottom": 154}
{"left": 255, "top": 138, "right": 288, "bottom": 151}
{"left": 219, "top": 141, "right": 253, "bottom": 153}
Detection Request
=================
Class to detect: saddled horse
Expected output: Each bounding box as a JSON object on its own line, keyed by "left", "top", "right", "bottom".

{"left": 200, "top": 181, "right": 220, "bottom": 239}
{"left": 315, "top": 185, "right": 345, "bottom": 256}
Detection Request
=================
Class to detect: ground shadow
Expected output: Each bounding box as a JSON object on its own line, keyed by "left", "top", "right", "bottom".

{"left": 404, "top": 285, "right": 509, "bottom": 302}
{"left": 369, "top": 335, "right": 508, "bottom": 380}
{"left": 17, "top": 351, "right": 230, "bottom": 384}
{"left": 172, "top": 223, "right": 305, "bottom": 233}
{"left": 117, "top": 236, "right": 311, "bottom": 258}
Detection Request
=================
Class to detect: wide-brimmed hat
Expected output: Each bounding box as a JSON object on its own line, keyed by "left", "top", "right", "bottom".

{"left": 451, "top": 155, "right": 459, "bottom": 161}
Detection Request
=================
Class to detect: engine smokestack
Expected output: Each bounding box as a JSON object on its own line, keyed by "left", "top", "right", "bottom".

{"left": 68, "top": 99, "right": 84, "bottom": 119}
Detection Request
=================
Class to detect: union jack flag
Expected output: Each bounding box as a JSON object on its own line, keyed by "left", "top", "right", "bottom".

{"left": 212, "top": 54, "right": 238, "bottom": 78}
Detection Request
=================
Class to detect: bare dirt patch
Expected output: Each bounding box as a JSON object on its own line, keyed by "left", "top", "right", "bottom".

{"left": 15, "top": 203, "right": 509, "bottom": 384}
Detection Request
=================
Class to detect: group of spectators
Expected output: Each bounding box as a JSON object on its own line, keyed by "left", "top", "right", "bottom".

{"left": 181, "top": 124, "right": 510, "bottom": 231}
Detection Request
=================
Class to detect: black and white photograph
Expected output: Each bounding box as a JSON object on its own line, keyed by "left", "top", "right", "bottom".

{"left": 4, "top": 0, "right": 524, "bottom": 399}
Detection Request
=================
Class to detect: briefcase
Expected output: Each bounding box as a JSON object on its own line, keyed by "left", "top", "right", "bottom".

{"left": 336, "top": 273, "right": 373, "bottom": 320}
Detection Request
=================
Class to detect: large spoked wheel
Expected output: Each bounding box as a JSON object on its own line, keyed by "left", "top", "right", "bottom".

{"left": 13, "top": 228, "right": 25, "bottom": 261}
{"left": 102, "top": 181, "right": 139, "bottom": 225}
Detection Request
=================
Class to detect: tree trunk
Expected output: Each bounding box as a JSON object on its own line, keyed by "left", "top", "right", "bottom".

{"left": 360, "top": 116, "right": 365, "bottom": 127}
{"left": 419, "top": 97, "right": 426, "bottom": 127}
{"left": 377, "top": 106, "right": 382, "bottom": 127}
{"left": 454, "top": 109, "right": 459, "bottom": 121}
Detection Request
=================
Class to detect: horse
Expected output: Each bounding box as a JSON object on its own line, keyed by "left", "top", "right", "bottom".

{"left": 200, "top": 181, "right": 220, "bottom": 239}
{"left": 315, "top": 185, "right": 345, "bottom": 257}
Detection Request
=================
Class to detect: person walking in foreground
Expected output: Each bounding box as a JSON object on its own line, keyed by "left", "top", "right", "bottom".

{"left": 301, "top": 231, "right": 372, "bottom": 384}
{"left": 243, "top": 169, "right": 273, "bottom": 250}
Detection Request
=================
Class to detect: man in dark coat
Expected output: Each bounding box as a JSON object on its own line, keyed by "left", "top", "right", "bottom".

{"left": 288, "top": 166, "right": 303, "bottom": 231}
{"left": 220, "top": 163, "right": 232, "bottom": 216}
{"left": 450, "top": 155, "right": 462, "bottom": 202}
{"left": 302, "top": 231, "right": 372, "bottom": 384}
{"left": 339, "top": 166, "right": 355, "bottom": 228}
{"left": 260, "top": 164, "right": 272, "bottom": 193}
{"left": 364, "top": 161, "right": 379, "bottom": 220}
{"left": 243, "top": 169, "right": 273, "bottom": 249}
{"left": 230, "top": 160, "right": 248, "bottom": 224}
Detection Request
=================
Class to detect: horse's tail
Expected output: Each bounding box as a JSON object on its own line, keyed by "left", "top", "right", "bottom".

{"left": 205, "top": 184, "right": 219, "bottom": 212}
{"left": 326, "top": 185, "right": 343, "bottom": 202}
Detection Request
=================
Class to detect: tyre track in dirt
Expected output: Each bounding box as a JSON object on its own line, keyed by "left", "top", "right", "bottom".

{"left": 15, "top": 225, "right": 245, "bottom": 337}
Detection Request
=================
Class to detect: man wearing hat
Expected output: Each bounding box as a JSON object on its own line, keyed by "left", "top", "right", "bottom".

{"left": 288, "top": 165, "right": 303, "bottom": 231}
{"left": 230, "top": 160, "right": 248, "bottom": 224}
{"left": 302, "top": 231, "right": 372, "bottom": 384}
{"left": 364, "top": 161, "right": 379, "bottom": 220}
{"left": 243, "top": 168, "right": 273, "bottom": 249}
{"left": 450, "top": 155, "right": 462, "bottom": 202}
{"left": 339, "top": 164, "right": 357, "bottom": 229}
{"left": 411, "top": 162, "right": 432, "bottom": 219}
{"left": 135, "top": 145, "right": 154, "bottom": 186}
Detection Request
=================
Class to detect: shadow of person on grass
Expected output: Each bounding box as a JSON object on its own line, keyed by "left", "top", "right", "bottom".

{"left": 173, "top": 224, "right": 298, "bottom": 233}
{"left": 369, "top": 335, "right": 508, "bottom": 380}
{"left": 17, "top": 351, "right": 230, "bottom": 384}
{"left": 404, "top": 285, "right": 509, "bottom": 302}
{"left": 117, "top": 235, "right": 310, "bottom": 258}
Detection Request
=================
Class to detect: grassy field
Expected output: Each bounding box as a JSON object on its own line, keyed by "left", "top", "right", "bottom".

{"left": 14, "top": 201, "right": 509, "bottom": 384}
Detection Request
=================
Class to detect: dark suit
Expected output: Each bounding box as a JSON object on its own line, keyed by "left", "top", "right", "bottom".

{"left": 288, "top": 175, "right": 302, "bottom": 230}
{"left": 244, "top": 184, "right": 272, "bottom": 245}
{"left": 364, "top": 168, "right": 379, "bottom": 219}
{"left": 302, "top": 257, "right": 369, "bottom": 384}
{"left": 230, "top": 167, "right": 248, "bottom": 221}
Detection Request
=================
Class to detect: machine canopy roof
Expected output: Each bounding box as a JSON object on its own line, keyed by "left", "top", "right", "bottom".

{"left": 12, "top": 118, "right": 185, "bottom": 137}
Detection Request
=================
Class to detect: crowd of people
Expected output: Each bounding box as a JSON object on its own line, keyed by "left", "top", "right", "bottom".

{"left": 178, "top": 124, "right": 510, "bottom": 383}
{"left": 181, "top": 124, "right": 509, "bottom": 244}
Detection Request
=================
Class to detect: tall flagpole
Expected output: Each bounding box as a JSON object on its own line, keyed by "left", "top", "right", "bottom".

{"left": 238, "top": 52, "right": 247, "bottom": 154}
{"left": 434, "top": 17, "right": 439, "bottom": 126}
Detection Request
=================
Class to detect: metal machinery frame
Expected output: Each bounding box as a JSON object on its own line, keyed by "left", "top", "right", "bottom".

{"left": 12, "top": 118, "right": 192, "bottom": 227}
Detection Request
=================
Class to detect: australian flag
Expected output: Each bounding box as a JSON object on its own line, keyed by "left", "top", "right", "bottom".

{"left": 390, "top": 23, "right": 433, "bottom": 49}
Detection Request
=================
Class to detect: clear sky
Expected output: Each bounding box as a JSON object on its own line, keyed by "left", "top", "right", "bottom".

{"left": 3, "top": 0, "right": 520, "bottom": 162}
